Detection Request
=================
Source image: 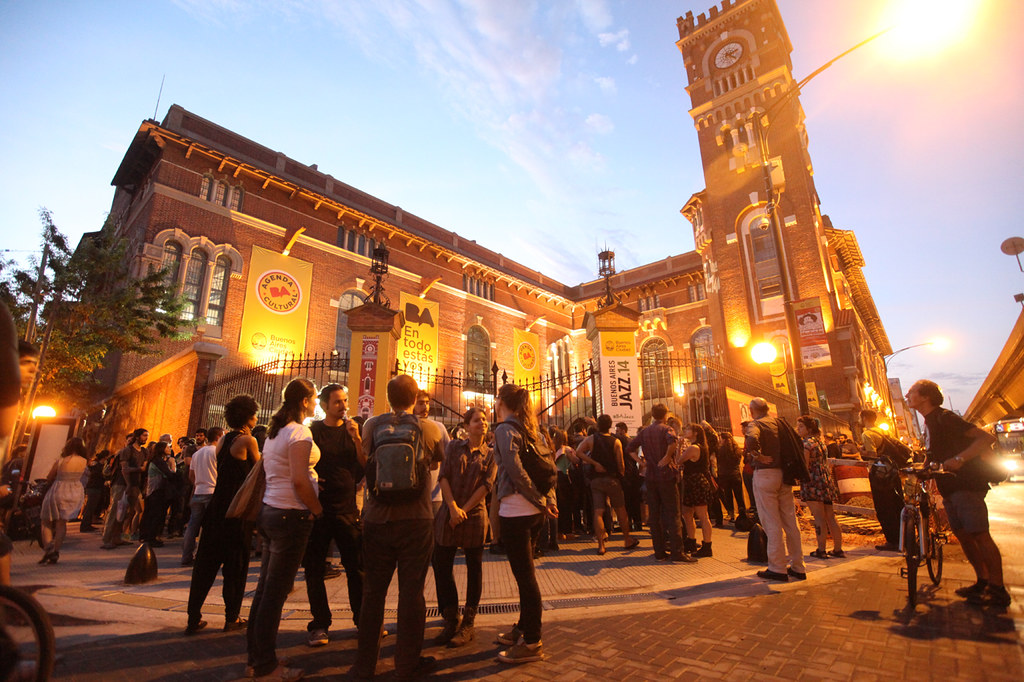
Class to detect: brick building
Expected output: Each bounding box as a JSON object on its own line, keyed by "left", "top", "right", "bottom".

{"left": 90, "top": 0, "right": 892, "bottom": 447}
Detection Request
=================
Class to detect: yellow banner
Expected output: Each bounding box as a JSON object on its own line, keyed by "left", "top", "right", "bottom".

{"left": 599, "top": 330, "right": 636, "bottom": 357}
{"left": 806, "top": 381, "right": 820, "bottom": 409}
{"left": 398, "top": 292, "right": 439, "bottom": 386}
{"left": 513, "top": 328, "right": 540, "bottom": 383}
{"left": 238, "top": 245, "right": 313, "bottom": 361}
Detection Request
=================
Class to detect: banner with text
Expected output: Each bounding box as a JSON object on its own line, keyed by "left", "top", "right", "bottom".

{"left": 597, "top": 331, "right": 641, "bottom": 429}
{"left": 238, "top": 245, "right": 313, "bottom": 360}
{"left": 399, "top": 292, "right": 439, "bottom": 386}
{"left": 795, "top": 297, "right": 832, "bottom": 368}
{"left": 513, "top": 328, "right": 541, "bottom": 384}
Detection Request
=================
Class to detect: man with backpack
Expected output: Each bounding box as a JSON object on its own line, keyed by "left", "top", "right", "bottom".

{"left": 860, "top": 409, "right": 904, "bottom": 552}
{"left": 746, "top": 398, "right": 806, "bottom": 582}
{"left": 352, "top": 375, "right": 446, "bottom": 681}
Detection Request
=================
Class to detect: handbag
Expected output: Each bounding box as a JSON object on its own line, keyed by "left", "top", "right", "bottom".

{"left": 226, "top": 459, "right": 266, "bottom": 522}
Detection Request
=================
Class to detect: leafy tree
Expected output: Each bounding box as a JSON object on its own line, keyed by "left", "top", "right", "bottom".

{"left": 1, "top": 209, "right": 187, "bottom": 409}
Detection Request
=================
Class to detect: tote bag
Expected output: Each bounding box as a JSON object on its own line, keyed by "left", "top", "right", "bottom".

{"left": 226, "top": 459, "right": 266, "bottom": 522}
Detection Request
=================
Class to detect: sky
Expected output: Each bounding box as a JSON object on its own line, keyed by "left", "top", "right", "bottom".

{"left": 1, "top": 0, "right": 1022, "bottom": 417}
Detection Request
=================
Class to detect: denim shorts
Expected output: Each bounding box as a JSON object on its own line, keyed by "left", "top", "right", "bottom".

{"left": 944, "top": 489, "right": 989, "bottom": 534}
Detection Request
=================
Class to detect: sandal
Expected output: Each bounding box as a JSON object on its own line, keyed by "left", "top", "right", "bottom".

{"left": 624, "top": 537, "right": 640, "bottom": 550}
{"left": 828, "top": 549, "right": 846, "bottom": 558}
{"left": 809, "top": 549, "right": 829, "bottom": 560}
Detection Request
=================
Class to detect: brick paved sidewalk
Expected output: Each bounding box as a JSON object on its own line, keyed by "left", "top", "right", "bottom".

{"left": 51, "top": 546, "right": 1021, "bottom": 681}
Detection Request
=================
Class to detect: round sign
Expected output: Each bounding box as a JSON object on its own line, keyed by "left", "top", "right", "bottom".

{"left": 250, "top": 332, "right": 267, "bottom": 350}
{"left": 257, "top": 270, "right": 302, "bottom": 314}
{"left": 1000, "top": 236, "right": 1024, "bottom": 256}
{"left": 517, "top": 341, "right": 537, "bottom": 371}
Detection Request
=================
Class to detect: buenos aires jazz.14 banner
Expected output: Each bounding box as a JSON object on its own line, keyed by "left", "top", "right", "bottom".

{"left": 598, "top": 330, "right": 640, "bottom": 429}
{"left": 238, "top": 245, "right": 313, "bottom": 360}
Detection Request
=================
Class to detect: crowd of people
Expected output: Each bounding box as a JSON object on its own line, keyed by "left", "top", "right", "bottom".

{"left": 0, "top": 337, "right": 1013, "bottom": 679}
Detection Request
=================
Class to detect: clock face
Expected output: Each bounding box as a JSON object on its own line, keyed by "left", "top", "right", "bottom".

{"left": 715, "top": 42, "right": 743, "bottom": 68}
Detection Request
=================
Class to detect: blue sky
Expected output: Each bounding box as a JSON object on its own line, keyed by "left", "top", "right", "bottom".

{"left": 2, "top": 0, "right": 1022, "bottom": 416}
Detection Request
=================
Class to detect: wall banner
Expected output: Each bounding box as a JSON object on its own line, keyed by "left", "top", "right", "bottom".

{"left": 398, "top": 292, "right": 439, "bottom": 385}
{"left": 354, "top": 334, "right": 379, "bottom": 419}
{"left": 795, "top": 297, "right": 832, "bottom": 368}
{"left": 238, "top": 245, "right": 313, "bottom": 360}
{"left": 597, "top": 331, "right": 641, "bottom": 429}
{"left": 513, "top": 328, "right": 541, "bottom": 384}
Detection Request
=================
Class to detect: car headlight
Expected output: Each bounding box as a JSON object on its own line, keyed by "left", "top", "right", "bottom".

{"left": 1003, "top": 459, "right": 1020, "bottom": 472}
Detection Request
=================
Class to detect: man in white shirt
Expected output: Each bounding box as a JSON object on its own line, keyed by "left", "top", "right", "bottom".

{"left": 181, "top": 427, "right": 222, "bottom": 566}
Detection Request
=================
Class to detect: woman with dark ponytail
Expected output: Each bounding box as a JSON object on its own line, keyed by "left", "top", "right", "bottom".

{"left": 492, "top": 384, "right": 556, "bottom": 665}
{"left": 246, "top": 378, "right": 322, "bottom": 681}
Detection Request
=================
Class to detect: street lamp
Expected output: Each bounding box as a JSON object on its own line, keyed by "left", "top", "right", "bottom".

{"left": 367, "top": 243, "right": 390, "bottom": 307}
{"left": 752, "top": 28, "right": 891, "bottom": 415}
{"left": 883, "top": 338, "right": 948, "bottom": 369}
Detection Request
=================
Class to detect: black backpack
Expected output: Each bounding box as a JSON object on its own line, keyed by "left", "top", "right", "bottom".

{"left": 875, "top": 431, "right": 913, "bottom": 468}
{"left": 366, "top": 412, "right": 429, "bottom": 505}
{"left": 505, "top": 422, "right": 557, "bottom": 496}
{"left": 775, "top": 417, "right": 810, "bottom": 486}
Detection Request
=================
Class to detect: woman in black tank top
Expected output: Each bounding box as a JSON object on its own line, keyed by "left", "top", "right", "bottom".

{"left": 680, "top": 424, "right": 715, "bottom": 558}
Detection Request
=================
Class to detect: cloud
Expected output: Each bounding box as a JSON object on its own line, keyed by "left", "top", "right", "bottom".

{"left": 598, "top": 29, "right": 630, "bottom": 51}
{"left": 584, "top": 113, "right": 613, "bottom": 135}
{"left": 593, "top": 76, "right": 616, "bottom": 94}
{"left": 627, "top": 54, "right": 638, "bottom": 65}
{"left": 576, "top": 0, "right": 613, "bottom": 33}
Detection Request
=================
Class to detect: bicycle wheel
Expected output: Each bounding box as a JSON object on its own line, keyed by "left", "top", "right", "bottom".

{"left": 0, "top": 585, "right": 56, "bottom": 682}
{"left": 926, "top": 530, "right": 943, "bottom": 585}
{"left": 903, "top": 514, "right": 920, "bottom": 606}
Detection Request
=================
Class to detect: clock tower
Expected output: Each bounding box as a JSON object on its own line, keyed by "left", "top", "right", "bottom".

{"left": 676, "top": 0, "right": 844, "bottom": 403}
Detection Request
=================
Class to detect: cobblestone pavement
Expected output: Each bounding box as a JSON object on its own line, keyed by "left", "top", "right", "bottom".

{"left": 9, "top": 486, "right": 1021, "bottom": 680}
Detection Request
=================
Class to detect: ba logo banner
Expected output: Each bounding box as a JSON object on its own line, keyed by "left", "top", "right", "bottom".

{"left": 398, "top": 292, "right": 439, "bottom": 384}
{"left": 513, "top": 328, "right": 540, "bottom": 383}
{"left": 238, "top": 245, "right": 313, "bottom": 359}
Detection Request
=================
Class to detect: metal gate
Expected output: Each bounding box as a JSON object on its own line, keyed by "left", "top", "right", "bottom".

{"left": 195, "top": 352, "right": 349, "bottom": 429}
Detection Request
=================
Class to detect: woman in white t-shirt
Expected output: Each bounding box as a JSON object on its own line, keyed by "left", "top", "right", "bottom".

{"left": 246, "top": 378, "right": 323, "bottom": 682}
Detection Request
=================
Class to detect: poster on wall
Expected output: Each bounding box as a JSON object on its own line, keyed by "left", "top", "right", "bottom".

{"left": 513, "top": 328, "right": 541, "bottom": 384}
{"left": 597, "top": 331, "right": 641, "bottom": 429}
{"left": 398, "top": 292, "right": 439, "bottom": 385}
{"left": 794, "top": 297, "right": 832, "bottom": 368}
{"left": 237, "top": 245, "right": 313, "bottom": 361}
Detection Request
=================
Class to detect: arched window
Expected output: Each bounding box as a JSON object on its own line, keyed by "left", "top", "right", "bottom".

{"left": 640, "top": 337, "right": 672, "bottom": 400}
{"left": 162, "top": 241, "right": 183, "bottom": 288}
{"left": 182, "top": 248, "right": 208, "bottom": 321}
{"left": 465, "top": 325, "right": 491, "bottom": 393}
{"left": 205, "top": 256, "right": 231, "bottom": 329}
{"left": 334, "top": 290, "right": 366, "bottom": 356}
{"left": 691, "top": 326, "right": 715, "bottom": 381}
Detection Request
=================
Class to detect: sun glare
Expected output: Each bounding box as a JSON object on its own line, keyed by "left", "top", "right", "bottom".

{"left": 880, "top": 0, "right": 982, "bottom": 59}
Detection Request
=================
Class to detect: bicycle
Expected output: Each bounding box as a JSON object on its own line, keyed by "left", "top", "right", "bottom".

{"left": 0, "top": 584, "right": 56, "bottom": 682}
{"left": 898, "top": 464, "right": 947, "bottom": 607}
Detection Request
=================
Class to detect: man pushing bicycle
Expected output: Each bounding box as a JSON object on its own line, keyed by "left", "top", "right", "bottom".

{"left": 905, "top": 379, "right": 1010, "bottom": 608}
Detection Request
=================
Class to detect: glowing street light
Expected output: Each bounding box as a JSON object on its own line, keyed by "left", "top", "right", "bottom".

{"left": 32, "top": 405, "right": 57, "bottom": 419}
{"left": 751, "top": 342, "right": 778, "bottom": 366}
{"left": 884, "top": 338, "right": 949, "bottom": 369}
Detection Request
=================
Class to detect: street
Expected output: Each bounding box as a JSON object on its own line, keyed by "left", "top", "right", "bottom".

{"left": 8, "top": 483, "right": 1020, "bottom": 681}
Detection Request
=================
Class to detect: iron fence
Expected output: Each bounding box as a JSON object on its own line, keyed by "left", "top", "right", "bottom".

{"left": 195, "top": 352, "right": 349, "bottom": 430}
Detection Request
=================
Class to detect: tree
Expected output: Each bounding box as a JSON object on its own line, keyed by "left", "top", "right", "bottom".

{"left": 1, "top": 209, "right": 187, "bottom": 410}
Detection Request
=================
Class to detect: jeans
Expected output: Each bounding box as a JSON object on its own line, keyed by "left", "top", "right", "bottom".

{"left": 868, "top": 466, "right": 903, "bottom": 545}
{"left": 187, "top": 515, "right": 252, "bottom": 626}
{"left": 432, "top": 544, "right": 484, "bottom": 612}
{"left": 181, "top": 494, "right": 212, "bottom": 563}
{"left": 246, "top": 506, "right": 314, "bottom": 677}
{"left": 718, "top": 474, "right": 747, "bottom": 518}
{"left": 302, "top": 511, "right": 363, "bottom": 631}
{"left": 501, "top": 513, "right": 544, "bottom": 644}
{"left": 647, "top": 477, "right": 683, "bottom": 556}
{"left": 355, "top": 519, "right": 433, "bottom": 679}
{"left": 80, "top": 487, "right": 104, "bottom": 531}
{"left": 753, "top": 468, "right": 805, "bottom": 574}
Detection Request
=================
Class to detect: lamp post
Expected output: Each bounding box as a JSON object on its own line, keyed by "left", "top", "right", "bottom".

{"left": 367, "top": 243, "right": 390, "bottom": 307}
{"left": 884, "top": 341, "right": 937, "bottom": 370}
{"left": 751, "top": 28, "right": 890, "bottom": 415}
